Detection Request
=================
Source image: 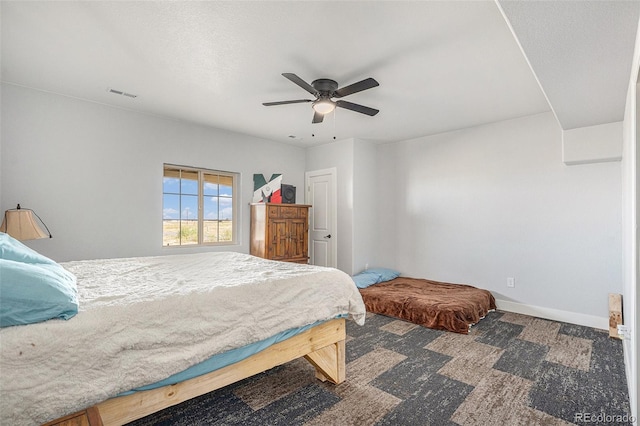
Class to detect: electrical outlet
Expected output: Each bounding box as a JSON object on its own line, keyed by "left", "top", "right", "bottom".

{"left": 507, "top": 277, "right": 515, "bottom": 288}
{"left": 365, "top": 263, "right": 369, "bottom": 270}
{"left": 617, "top": 325, "right": 631, "bottom": 340}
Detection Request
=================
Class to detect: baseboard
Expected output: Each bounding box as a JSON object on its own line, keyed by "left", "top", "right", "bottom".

{"left": 495, "top": 299, "right": 608, "bottom": 330}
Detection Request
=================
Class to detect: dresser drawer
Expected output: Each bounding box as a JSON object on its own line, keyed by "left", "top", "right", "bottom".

{"left": 279, "top": 206, "right": 300, "bottom": 218}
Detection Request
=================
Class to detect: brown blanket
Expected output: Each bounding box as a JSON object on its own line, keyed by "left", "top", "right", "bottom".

{"left": 359, "top": 277, "right": 496, "bottom": 334}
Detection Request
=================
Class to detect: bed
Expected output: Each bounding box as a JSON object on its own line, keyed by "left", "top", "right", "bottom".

{"left": 0, "top": 244, "right": 366, "bottom": 425}
{"left": 358, "top": 275, "right": 495, "bottom": 334}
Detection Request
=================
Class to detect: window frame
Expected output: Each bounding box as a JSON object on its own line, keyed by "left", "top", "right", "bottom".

{"left": 162, "top": 163, "right": 239, "bottom": 247}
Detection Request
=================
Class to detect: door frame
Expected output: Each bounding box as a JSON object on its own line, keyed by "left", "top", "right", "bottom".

{"left": 305, "top": 167, "right": 338, "bottom": 268}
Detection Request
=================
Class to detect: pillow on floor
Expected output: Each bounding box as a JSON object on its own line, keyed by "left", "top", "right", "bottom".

{"left": 352, "top": 271, "right": 382, "bottom": 289}
{"left": 364, "top": 267, "right": 400, "bottom": 283}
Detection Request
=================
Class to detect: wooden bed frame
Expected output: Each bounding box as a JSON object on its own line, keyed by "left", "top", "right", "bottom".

{"left": 44, "top": 318, "right": 346, "bottom": 426}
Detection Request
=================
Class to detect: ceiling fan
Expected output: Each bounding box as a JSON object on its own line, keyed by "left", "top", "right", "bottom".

{"left": 263, "top": 73, "right": 379, "bottom": 123}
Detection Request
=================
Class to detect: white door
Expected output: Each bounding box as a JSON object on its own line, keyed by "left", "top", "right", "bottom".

{"left": 305, "top": 168, "right": 337, "bottom": 268}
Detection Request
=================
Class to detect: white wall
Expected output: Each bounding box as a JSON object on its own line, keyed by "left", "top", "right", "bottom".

{"left": 563, "top": 121, "right": 623, "bottom": 165}
{"left": 305, "top": 138, "right": 354, "bottom": 274}
{"left": 0, "top": 84, "right": 3, "bottom": 206}
{"left": 352, "top": 139, "right": 378, "bottom": 273}
{"left": 621, "top": 20, "right": 640, "bottom": 417}
{"left": 304, "top": 138, "right": 380, "bottom": 275}
{"left": 1, "top": 83, "right": 306, "bottom": 261}
{"left": 621, "top": 75, "right": 638, "bottom": 421}
{"left": 377, "top": 112, "right": 622, "bottom": 326}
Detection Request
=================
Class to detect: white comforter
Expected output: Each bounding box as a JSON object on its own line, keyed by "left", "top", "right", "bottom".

{"left": 0, "top": 252, "right": 366, "bottom": 425}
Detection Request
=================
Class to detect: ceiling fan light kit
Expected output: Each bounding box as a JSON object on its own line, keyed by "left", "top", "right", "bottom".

{"left": 312, "top": 99, "right": 335, "bottom": 114}
{"left": 263, "top": 73, "right": 379, "bottom": 123}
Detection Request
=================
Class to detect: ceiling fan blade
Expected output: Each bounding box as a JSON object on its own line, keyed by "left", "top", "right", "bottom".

{"left": 336, "top": 100, "right": 379, "bottom": 116}
{"left": 312, "top": 111, "right": 324, "bottom": 124}
{"left": 334, "top": 78, "right": 379, "bottom": 98}
{"left": 282, "top": 73, "right": 318, "bottom": 96}
{"left": 263, "top": 99, "right": 312, "bottom": 106}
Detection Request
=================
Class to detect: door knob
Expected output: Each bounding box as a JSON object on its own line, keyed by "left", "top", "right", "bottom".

{"left": 324, "top": 234, "right": 331, "bottom": 239}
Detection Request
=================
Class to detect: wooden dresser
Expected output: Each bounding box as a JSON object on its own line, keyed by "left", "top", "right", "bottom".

{"left": 250, "top": 203, "right": 310, "bottom": 264}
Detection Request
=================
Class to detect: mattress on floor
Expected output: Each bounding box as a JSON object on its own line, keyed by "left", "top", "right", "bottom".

{"left": 359, "top": 276, "right": 496, "bottom": 334}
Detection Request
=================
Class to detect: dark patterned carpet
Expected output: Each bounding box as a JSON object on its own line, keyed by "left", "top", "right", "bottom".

{"left": 128, "top": 311, "right": 632, "bottom": 425}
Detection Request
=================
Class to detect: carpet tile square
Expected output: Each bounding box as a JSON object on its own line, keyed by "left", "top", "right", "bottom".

{"left": 247, "top": 383, "right": 341, "bottom": 426}
{"left": 371, "top": 349, "right": 452, "bottom": 399}
{"left": 306, "top": 382, "right": 401, "bottom": 426}
{"left": 475, "top": 318, "right": 524, "bottom": 349}
{"left": 385, "top": 325, "right": 443, "bottom": 358}
{"left": 234, "top": 358, "right": 315, "bottom": 410}
{"left": 452, "top": 369, "right": 542, "bottom": 426}
{"left": 342, "top": 346, "right": 407, "bottom": 387}
{"left": 380, "top": 319, "right": 419, "bottom": 336}
{"left": 546, "top": 334, "right": 592, "bottom": 371}
{"left": 344, "top": 328, "right": 405, "bottom": 363}
{"left": 492, "top": 337, "right": 549, "bottom": 381}
{"left": 499, "top": 311, "right": 535, "bottom": 326}
{"left": 376, "top": 373, "right": 474, "bottom": 426}
{"left": 559, "top": 322, "right": 608, "bottom": 340}
{"left": 519, "top": 317, "right": 562, "bottom": 346}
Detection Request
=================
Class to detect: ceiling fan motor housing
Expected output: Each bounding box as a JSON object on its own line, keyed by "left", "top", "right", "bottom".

{"left": 311, "top": 79, "right": 338, "bottom": 96}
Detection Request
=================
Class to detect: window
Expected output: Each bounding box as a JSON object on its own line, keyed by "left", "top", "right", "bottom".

{"left": 162, "top": 164, "right": 238, "bottom": 246}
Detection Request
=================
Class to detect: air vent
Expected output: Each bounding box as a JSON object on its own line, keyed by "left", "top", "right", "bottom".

{"left": 107, "top": 88, "right": 137, "bottom": 99}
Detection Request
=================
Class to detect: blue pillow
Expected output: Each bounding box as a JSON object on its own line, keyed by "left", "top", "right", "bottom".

{"left": 0, "top": 259, "right": 78, "bottom": 327}
{"left": 0, "top": 234, "right": 79, "bottom": 327}
{"left": 365, "top": 267, "right": 401, "bottom": 282}
{"left": 0, "top": 232, "right": 56, "bottom": 265}
{"left": 352, "top": 271, "right": 382, "bottom": 289}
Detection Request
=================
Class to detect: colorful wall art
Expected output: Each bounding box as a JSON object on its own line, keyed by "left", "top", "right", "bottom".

{"left": 253, "top": 174, "right": 283, "bottom": 203}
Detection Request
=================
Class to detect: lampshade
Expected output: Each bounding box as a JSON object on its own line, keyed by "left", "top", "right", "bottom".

{"left": 0, "top": 205, "right": 51, "bottom": 240}
{"left": 312, "top": 99, "right": 335, "bottom": 114}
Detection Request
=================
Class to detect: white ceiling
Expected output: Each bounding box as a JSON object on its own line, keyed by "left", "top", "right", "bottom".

{"left": 499, "top": 0, "right": 640, "bottom": 131}
{"left": 1, "top": 1, "right": 638, "bottom": 146}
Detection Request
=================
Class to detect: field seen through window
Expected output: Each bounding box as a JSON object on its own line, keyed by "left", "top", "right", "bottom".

{"left": 163, "top": 220, "right": 233, "bottom": 245}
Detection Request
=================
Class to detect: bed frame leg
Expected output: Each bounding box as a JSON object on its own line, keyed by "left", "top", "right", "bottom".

{"left": 304, "top": 339, "right": 346, "bottom": 384}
